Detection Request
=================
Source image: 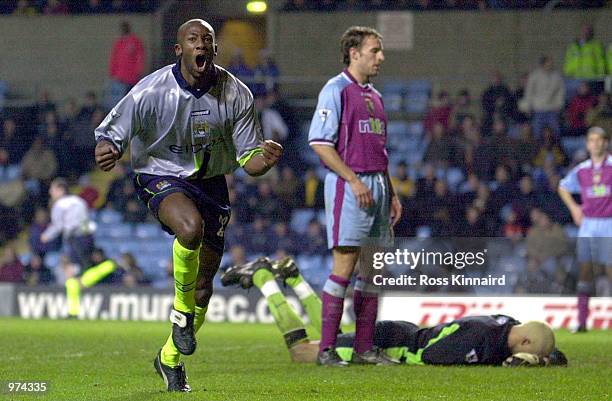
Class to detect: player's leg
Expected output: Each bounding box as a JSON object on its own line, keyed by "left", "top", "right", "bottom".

{"left": 222, "top": 258, "right": 310, "bottom": 350}
{"left": 274, "top": 257, "right": 322, "bottom": 334}
{"left": 160, "top": 242, "right": 217, "bottom": 369}
{"left": 317, "top": 246, "right": 356, "bottom": 366}
{"left": 158, "top": 192, "right": 203, "bottom": 354}
{"left": 318, "top": 172, "right": 369, "bottom": 366}
{"left": 576, "top": 260, "right": 593, "bottom": 332}
{"left": 351, "top": 173, "right": 396, "bottom": 364}
{"left": 575, "top": 220, "right": 597, "bottom": 332}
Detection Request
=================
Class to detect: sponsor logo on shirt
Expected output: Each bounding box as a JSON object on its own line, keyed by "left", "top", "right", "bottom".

{"left": 587, "top": 184, "right": 610, "bottom": 198}
{"left": 358, "top": 118, "right": 385, "bottom": 135}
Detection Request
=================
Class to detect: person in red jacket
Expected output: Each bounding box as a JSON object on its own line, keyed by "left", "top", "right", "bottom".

{"left": 107, "top": 21, "right": 145, "bottom": 109}
{"left": 566, "top": 82, "right": 597, "bottom": 136}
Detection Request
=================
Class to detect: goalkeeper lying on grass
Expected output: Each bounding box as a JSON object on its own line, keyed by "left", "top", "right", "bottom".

{"left": 221, "top": 257, "right": 567, "bottom": 367}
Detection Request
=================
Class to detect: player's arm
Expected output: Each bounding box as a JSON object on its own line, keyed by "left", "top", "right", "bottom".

{"left": 241, "top": 140, "right": 283, "bottom": 177}
{"left": 385, "top": 169, "right": 402, "bottom": 227}
{"left": 558, "top": 167, "right": 583, "bottom": 226}
{"left": 94, "top": 91, "right": 141, "bottom": 171}
{"left": 234, "top": 84, "right": 282, "bottom": 177}
{"left": 311, "top": 145, "right": 373, "bottom": 208}
{"left": 40, "top": 204, "right": 63, "bottom": 243}
{"left": 308, "top": 82, "right": 372, "bottom": 208}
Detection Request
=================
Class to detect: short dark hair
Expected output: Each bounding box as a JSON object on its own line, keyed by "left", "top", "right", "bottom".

{"left": 340, "top": 26, "right": 382, "bottom": 66}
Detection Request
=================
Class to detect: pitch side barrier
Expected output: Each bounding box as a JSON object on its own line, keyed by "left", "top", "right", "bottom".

{"left": 6, "top": 285, "right": 355, "bottom": 324}
{"left": 1, "top": 285, "right": 610, "bottom": 329}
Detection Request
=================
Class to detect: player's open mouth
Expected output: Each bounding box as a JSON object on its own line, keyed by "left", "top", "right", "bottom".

{"left": 195, "top": 55, "right": 206, "bottom": 69}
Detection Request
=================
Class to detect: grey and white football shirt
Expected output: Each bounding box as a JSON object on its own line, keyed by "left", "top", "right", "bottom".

{"left": 94, "top": 62, "right": 263, "bottom": 179}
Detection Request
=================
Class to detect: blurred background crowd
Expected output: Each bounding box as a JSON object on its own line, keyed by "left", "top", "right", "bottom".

{"left": 0, "top": 1, "right": 610, "bottom": 296}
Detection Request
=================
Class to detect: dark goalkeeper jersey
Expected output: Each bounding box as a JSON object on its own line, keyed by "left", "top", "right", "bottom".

{"left": 336, "top": 315, "right": 519, "bottom": 365}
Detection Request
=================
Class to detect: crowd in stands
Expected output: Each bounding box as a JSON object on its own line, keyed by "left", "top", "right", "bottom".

{"left": 0, "top": 0, "right": 158, "bottom": 15}
{"left": 283, "top": 0, "right": 608, "bottom": 11}
{"left": 0, "top": 22, "right": 610, "bottom": 296}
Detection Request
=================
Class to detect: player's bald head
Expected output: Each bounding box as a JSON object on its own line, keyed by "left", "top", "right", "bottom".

{"left": 517, "top": 321, "right": 555, "bottom": 357}
{"left": 177, "top": 19, "right": 215, "bottom": 43}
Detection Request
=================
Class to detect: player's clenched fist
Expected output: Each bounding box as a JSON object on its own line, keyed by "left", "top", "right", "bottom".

{"left": 261, "top": 140, "right": 283, "bottom": 167}
{"left": 95, "top": 140, "right": 120, "bottom": 171}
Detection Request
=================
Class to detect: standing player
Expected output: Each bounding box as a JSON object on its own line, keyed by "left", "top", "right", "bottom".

{"left": 558, "top": 126, "right": 611, "bottom": 332}
{"left": 308, "top": 26, "right": 402, "bottom": 366}
{"left": 94, "top": 19, "right": 282, "bottom": 392}
{"left": 41, "top": 178, "right": 117, "bottom": 318}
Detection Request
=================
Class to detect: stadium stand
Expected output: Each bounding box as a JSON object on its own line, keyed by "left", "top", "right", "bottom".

{"left": 0, "top": 4, "right": 610, "bottom": 299}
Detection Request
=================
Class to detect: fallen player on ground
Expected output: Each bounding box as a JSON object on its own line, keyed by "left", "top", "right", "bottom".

{"left": 221, "top": 257, "right": 568, "bottom": 367}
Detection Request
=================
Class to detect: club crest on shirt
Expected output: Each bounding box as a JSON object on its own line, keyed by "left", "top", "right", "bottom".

{"left": 364, "top": 94, "right": 375, "bottom": 117}
{"left": 191, "top": 110, "right": 211, "bottom": 139}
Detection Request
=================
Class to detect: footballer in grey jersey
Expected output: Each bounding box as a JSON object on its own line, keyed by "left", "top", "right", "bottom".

{"left": 94, "top": 19, "right": 283, "bottom": 393}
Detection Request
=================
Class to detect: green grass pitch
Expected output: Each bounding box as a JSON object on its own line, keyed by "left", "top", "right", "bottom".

{"left": 1, "top": 318, "right": 610, "bottom": 401}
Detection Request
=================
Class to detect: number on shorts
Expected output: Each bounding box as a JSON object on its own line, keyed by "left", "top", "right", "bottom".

{"left": 217, "top": 215, "right": 229, "bottom": 237}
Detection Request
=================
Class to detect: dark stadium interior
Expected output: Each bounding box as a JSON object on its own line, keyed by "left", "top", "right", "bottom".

{"left": 0, "top": 0, "right": 610, "bottom": 299}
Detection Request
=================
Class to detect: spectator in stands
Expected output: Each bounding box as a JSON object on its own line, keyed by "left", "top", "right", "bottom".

{"left": 513, "top": 175, "right": 542, "bottom": 229}
{"left": 424, "top": 90, "right": 453, "bottom": 133}
{"left": 246, "top": 217, "right": 273, "bottom": 255}
{"left": 424, "top": 122, "right": 452, "bottom": 167}
{"left": 458, "top": 205, "right": 487, "bottom": 237}
{"left": 21, "top": 137, "right": 58, "bottom": 185}
{"left": 509, "top": 73, "right": 529, "bottom": 124}
{"left": 23, "top": 254, "right": 55, "bottom": 286}
{"left": 108, "top": 21, "right": 145, "bottom": 109}
{"left": 428, "top": 180, "right": 459, "bottom": 236}
{"left": 481, "top": 72, "right": 513, "bottom": 130}
{"left": 255, "top": 95, "right": 289, "bottom": 144}
{"left": 525, "top": 208, "right": 570, "bottom": 277}
{"left": 34, "top": 90, "right": 57, "bottom": 124}
{"left": 274, "top": 166, "right": 300, "bottom": 210}
{"left": 539, "top": 173, "right": 571, "bottom": 224}
{"left": 123, "top": 198, "right": 148, "bottom": 223}
{"left": 0, "top": 247, "right": 24, "bottom": 283}
{"left": 532, "top": 127, "right": 566, "bottom": 169}
{"left": 272, "top": 222, "right": 298, "bottom": 255}
{"left": 302, "top": 219, "right": 327, "bottom": 255}
{"left": 564, "top": 24, "right": 606, "bottom": 79}
{"left": 513, "top": 123, "right": 538, "bottom": 172}
{"left": 587, "top": 93, "right": 612, "bottom": 136}
{"left": 521, "top": 56, "right": 565, "bottom": 139}
{"left": 1, "top": 118, "right": 28, "bottom": 164}
{"left": 12, "top": 0, "right": 39, "bottom": 15}
{"left": 501, "top": 208, "right": 524, "bottom": 240}
{"left": 489, "top": 165, "right": 516, "bottom": 216}
{"left": 301, "top": 168, "right": 324, "bottom": 208}
{"left": 490, "top": 118, "right": 516, "bottom": 173}
{"left": 44, "top": 0, "right": 69, "bottom": 14}
{"left": 29, "top": 207, "right": 61, "bottom": 256}
{"left": 249, "top": 180, "right": 283, "bottom": 221}
{"left": 566, "top": 81, "right": 597, "bottom": 136}
{"left": 223, "top": 245, "right": 248, "bottom": 270}
{"left": 390, "top": 161, "right": 414, "bottom": 200}
{"left": 450, "top": 89, "right": 478, "bottom": 127}
{"left": 227, "top": 50, "right": 254, "bottom": 89}
{"left": 254, "top": 49, "right": 280, "bottom": 96}
{"left": 116, "top": 252, "right": 150, "bottom": 286}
